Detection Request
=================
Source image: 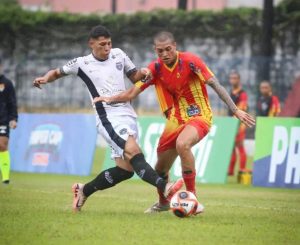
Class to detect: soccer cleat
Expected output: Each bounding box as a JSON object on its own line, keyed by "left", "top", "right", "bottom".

{"left": 194, "top": 202, "right": 205, "bottom": 215}
{"left": 164, "top": 178, "right": 184, "bottom": 201}
{"left": 72, "top": 183, "right": 87, "bottom": 212}
{"left": 144, "top": 202, "right": 170, "bottom": 214}
{"left": 2, "top": 180, "right": 9, "bottom": 185}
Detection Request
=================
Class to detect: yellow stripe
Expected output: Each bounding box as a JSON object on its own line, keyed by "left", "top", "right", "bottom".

{"left": 135, "top": 80, "right": 144, "bottom": 89}
{"left": 163, "top": 51, "right": 179, "bottom": 72}
{"left": 155, "top": 84, "right": 168, "bottom": 112}
{"left": 190, "top": 79, "right": 212, "bottom": 125}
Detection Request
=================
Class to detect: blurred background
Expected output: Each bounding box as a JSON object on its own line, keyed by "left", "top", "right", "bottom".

{"left": 0, "top": 0, "right": 299, "bottom": 118}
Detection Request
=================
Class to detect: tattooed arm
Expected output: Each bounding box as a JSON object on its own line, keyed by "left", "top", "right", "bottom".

{"left": 206, "top": 76, "right": 255, "bottom": 127}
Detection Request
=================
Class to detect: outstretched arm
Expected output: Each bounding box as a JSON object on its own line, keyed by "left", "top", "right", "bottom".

{"left": 33, "top": 68, "right": 65, "bottom": 89}
{"left": 206, "top": 76, "right": 255, "bottom": 127}
{"left": 93, "top": 86, "right": 142, "bottom": 104}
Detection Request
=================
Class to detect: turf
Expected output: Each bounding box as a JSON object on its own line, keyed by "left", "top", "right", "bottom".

{"left": 0, "top": 148, "right": 299, "bottom": 245}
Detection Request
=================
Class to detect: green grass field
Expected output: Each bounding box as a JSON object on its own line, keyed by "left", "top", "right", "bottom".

{"left": 0, "top": 148, "right": 300, "bottom": 245}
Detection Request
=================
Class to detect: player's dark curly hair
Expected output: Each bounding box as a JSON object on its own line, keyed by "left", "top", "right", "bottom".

{"left": 88, "top": 25, "right": 111, "bottom": 40}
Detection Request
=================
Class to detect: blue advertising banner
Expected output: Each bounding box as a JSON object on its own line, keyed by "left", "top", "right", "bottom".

{"left": 253, "top": 117, "right": 300, "bottom": 188}
{"left": 9, "top": 113, "right": 97, "bottom": 176}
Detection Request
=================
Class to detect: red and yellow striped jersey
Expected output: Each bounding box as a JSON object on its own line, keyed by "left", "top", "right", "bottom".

{"left": 136, "top": 52, "right": 214, "bottom": 126}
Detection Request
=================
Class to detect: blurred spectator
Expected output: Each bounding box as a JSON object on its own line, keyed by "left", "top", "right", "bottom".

{"left": 0, "top": 57, "right": 18, "bottom": 184}
{"left": 257, "top": 81, "right": 281, "bottom": 117}
{"left": 280, "top": 76, "right": 300, "bottom": 117}
{"left": 227, "top": 70, "right": 248, "bottom": 176}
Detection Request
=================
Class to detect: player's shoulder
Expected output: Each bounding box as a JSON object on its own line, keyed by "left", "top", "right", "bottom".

{"left": 240, "top": 89, "right": 248, "bottom": 97}
{"left": 110, "top": 48, "right": 127, "bottom": 58}
{"left": 272, "top": 95, "right": 280, "bottom": 102}
{"left": 65, "top": 56, "right": 85, "bottom": 67}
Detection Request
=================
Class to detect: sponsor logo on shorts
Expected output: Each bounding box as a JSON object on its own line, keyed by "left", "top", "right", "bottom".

{"left": 119, "top": 128, "right": 128, "bottom": 135}
{"left": 105, "top": 171, "right": 114, "bottom": 184}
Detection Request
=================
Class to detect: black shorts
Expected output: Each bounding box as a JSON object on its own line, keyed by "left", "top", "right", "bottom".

{"left": 0, "top": 125, "right": 9, "bottom": 137}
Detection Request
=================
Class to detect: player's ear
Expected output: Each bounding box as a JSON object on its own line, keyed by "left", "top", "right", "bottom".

{"left": 88, "top": 38, "right": 94, "bottom": 49}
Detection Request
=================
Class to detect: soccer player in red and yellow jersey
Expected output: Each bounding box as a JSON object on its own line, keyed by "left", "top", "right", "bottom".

{"left": 257, "top": 81, "right": 281, "bottom": 117}
{"left": 227, "top": 71, "right": 248, "bottom": 176}
{"left": 94, "top": 31, "right": 255, "bottom": 213}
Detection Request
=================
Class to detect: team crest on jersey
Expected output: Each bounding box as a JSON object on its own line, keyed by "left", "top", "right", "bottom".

{"left": 177, "top": 72, "right": 181, "bottom": 78}
{"left": 116, "top": 62, "right": 123, "bottom": 71}
{"left": 0, "top": 84, "right": 5, "bottom": 92}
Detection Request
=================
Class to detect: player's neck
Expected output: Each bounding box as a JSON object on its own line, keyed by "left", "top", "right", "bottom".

{"left": 165, "top": 53, "right": 178, "bottom": 68}
{"left": 92, "top": 51, "right": 109, "bottom": 61}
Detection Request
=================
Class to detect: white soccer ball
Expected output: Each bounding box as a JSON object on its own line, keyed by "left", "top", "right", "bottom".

{"left": 170, "top": 190, "right": 201, "bottom": 218}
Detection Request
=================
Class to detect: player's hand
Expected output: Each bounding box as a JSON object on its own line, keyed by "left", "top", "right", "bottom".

{"left": 9, "top": 120, "right": 17, "bottom": 129}
{"left": 234, "top": 109, "right": 256, "bottom": 128}
{"left": 140, "top": 67, "right": 152, "bottom": 81}
{"left": 93, "top": 96, "right": 110, "bottom": 104}
{"left": 33, "top": 77, "right": 48, "bottom": 89}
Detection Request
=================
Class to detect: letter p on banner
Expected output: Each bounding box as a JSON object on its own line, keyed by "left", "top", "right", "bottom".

{"left": 253, "top": 117, "right": 300, "bottom": 188}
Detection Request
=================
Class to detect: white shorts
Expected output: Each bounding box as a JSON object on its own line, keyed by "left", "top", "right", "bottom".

{"left": 97, "top": 115, "right": 139, "bottom": 159}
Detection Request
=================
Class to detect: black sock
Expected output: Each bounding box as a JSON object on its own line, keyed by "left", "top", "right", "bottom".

{"left": 83, "top": 166, "right": 134, "bottom": 197}
{"left": 129, "top": 153, "right": 167, "bottom": 192}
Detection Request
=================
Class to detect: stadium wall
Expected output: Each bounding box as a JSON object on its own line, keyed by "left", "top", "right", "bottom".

{"left": 0, "top": 3, "right": 299, "bottom": 114}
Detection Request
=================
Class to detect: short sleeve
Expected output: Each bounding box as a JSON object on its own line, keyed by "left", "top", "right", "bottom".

{"left": 189, "top": 54, "right": 214, "bottom": 82}
{"left": 121, "top": 50, "right": 137, "bottom": 78}
{"left": 60, "top": 58, "right": 80, "bottom": 75}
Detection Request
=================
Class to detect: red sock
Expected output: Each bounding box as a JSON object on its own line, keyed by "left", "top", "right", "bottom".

{"left": 228, "top": 149, "right": 236, "bottom": 175}
{"left": 182, "top": 170, "right": 196, "bottom": 196}
{"left": 157, "top": 174, "right": 169, "bottom": 205}
{"left": 238, "top": 145, "right": 247, "bottom": 171}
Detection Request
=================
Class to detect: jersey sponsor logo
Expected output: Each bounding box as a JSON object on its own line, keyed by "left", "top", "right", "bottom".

{"left": 186, "top": 105, "right": 201, "bottom": 117}
{"left": 0, "top": 84, "right": 5, "bottom": 92}
{"left": 116, "top": 62, "right": 123, "bottom": 71}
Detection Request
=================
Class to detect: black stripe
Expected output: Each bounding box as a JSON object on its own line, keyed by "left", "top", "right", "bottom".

{"left": 77, "top": 68, "right": 126, "bottom": 149}
{"left": 126, "top": 68, "right": 137, "bottom": 78}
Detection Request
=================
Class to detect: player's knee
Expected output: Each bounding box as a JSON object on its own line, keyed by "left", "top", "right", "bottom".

{"left": 124, "top": 137, "right": 141, "bottom": 160}
{"left": 0, "top": 142, "right": 8, "bottom": 151}
{"left": 176, "top": 139, "right": 190, "bottom": 154}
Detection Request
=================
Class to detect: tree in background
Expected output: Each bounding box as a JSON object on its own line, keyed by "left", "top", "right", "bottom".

{"left": 178, "top": 0, "right": 187, "bottom": 10}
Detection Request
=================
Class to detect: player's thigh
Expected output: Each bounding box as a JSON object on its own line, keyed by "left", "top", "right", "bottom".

{"left": 124, "top": 136, "right": 142, "bottom": 160}
{"left": 97, "top": 115, "right": 139, "bottom": 160}
{"left": 0, "top": 136, "right": 8, "bottom": 151}
{"left": 176, "top": 119, "right": 210, "bottom": 149}
{"left": 115, "top": 157, "right": 134, "bottom": 172}
{"left": 155, "top": 149, "right": 178, "bottom": 174}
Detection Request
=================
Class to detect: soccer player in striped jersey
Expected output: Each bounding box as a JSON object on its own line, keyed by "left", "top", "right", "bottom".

{"left": 257, "top": 81, "right": 281, "bottom": 117}
{"left": 33, "top": 26, "right": 183, "bottom": 212}
{"left": 227, "top": 71, "right": 249, "bottom": 176}
{"left": 94, "top": 31, "right": 255, "bottom": 214}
